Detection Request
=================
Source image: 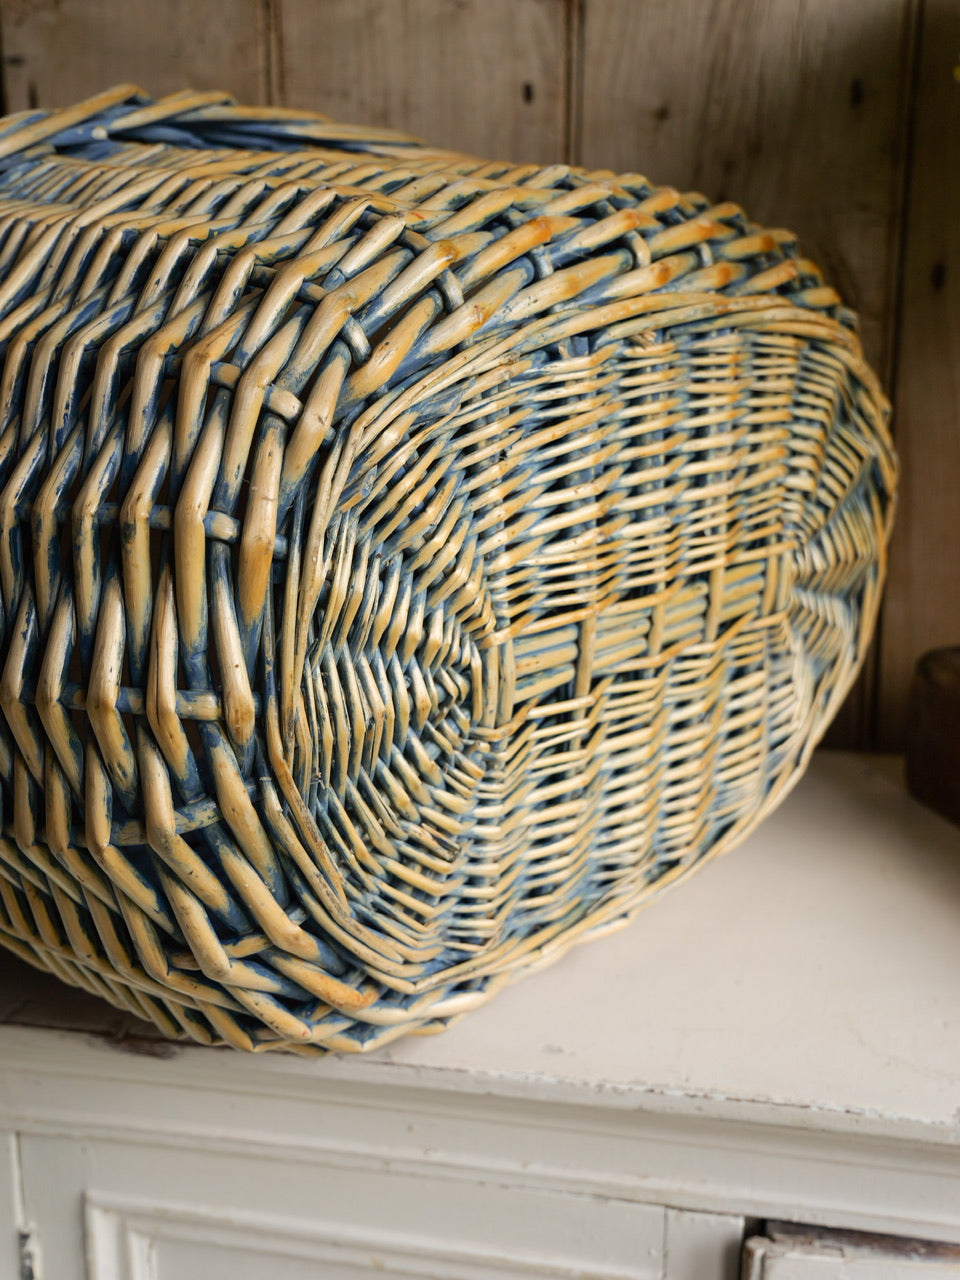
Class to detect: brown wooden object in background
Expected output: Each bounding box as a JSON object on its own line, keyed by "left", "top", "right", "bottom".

{"left": 906, "top": 649, "right": 960, "bottom": 828}
{"left": 879, "top": 0, "right": 960, "bottom": 748}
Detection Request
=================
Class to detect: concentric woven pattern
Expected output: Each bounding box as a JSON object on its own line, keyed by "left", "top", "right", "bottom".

{"left": 0, "top": 86, "right": 895, "bottom": 1051}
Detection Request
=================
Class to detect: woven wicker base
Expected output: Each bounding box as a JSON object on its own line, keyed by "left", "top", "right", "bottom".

{"left": 0, "top": 87, "right": 895, "bottom": 1052}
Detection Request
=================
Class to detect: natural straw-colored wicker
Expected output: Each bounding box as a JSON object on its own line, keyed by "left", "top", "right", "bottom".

{"left": 0, "top": 86, "right": 895, "bottom": 1052}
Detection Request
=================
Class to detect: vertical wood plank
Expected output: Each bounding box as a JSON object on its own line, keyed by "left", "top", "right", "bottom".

{"left": 0, "top": 0, "right": 269, "bottom": 111}
{"left": 578, "top": 0, "right": 912, "bottom": 375}
{"left": 278, "top": 0, "right": 568, "bottom": 164}
{"left": 579, "top": 0, "right": 916, "bottom": 745}
{"left": 878, "top": 0, "right": 960, "bottom": 748}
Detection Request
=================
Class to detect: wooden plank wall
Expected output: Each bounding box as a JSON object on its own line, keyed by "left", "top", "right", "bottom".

{"left": 878, "top": 0, "right": 960, "bottom": 747}
{"left": 0, "top": 0, "right": 952, "bottom": 751}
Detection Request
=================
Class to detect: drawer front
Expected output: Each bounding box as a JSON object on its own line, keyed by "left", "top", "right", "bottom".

{"left": 16, "top": 1132, "right": 745, "bottom": 1280}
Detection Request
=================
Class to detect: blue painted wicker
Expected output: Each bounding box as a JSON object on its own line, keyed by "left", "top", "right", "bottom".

{"left": 0, "top": 86, "right": 895, "bottom": 1051}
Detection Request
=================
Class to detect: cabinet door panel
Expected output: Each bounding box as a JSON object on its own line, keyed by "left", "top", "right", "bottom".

{"left": 20, "top": 1132, "right": 667, "bottom": 1280}
{"left": 86, "top": 1194, "right": 656, "bottom": 1280}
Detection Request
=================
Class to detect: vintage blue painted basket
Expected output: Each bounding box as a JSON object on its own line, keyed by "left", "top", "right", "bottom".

{"left": 0, "top": 86, "right": 895, "bottom": 1051}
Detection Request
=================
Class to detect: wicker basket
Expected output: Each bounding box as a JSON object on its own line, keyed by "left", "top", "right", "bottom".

{"left": 0, "top": 86, "right": 895, "bottom": 1052}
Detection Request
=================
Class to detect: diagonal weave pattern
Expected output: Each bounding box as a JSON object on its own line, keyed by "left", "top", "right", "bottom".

{"left": 0, "top": 86, "right": 895, "bottom": 1052}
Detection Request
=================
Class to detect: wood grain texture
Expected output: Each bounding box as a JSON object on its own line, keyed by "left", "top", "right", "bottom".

{"left": 878, "top": 0, "right": 960, "bottom": 748}
{"left": 277, "top": 0, "right": 567, "bottom": 164}
{"left": 578, "top": 0, "right": 913, "bottom": 374}
{"left": 0, "top": 0, "right": 269, "bottom": 111}
{"left": 578, "top": 0, "right": 916, "bottom": 745}
{"left": 0, "top": 1131, "right": 19, "bottom": 1280}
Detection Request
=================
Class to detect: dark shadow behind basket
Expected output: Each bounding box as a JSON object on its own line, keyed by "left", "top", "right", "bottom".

{"left": 0, "top": 87, "right": 895, "bottom": 1051}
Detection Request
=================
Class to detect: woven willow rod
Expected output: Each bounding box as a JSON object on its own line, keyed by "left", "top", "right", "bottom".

{"left": 0, "top": 86, "right": 895, "bottom": 1051}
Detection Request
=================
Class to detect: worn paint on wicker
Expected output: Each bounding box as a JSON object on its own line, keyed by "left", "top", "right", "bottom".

{"left": 0, "top": 86, "right": 895, "bottom": 1052}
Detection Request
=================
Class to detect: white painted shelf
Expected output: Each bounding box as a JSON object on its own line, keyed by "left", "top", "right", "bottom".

{"left": 1, "top": 751, "right": 959, "bottom": 1278}
{"left": 375, "top": 751, "right": 960, "bottom": 1132}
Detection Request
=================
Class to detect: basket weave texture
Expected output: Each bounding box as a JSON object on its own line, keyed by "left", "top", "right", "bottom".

{"left": 0, "top": 86, "right": 895, "bottom": 1052}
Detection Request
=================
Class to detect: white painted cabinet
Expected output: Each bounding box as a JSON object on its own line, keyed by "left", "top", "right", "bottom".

{"left": 18, "top": 1127, "right": 679, "bottom": 1280}
{"left": 8, "top": 1086, "right": 745, "bottom": 1280}
{"left": 1, "top": 754, "right": 959, "bottom": 1280}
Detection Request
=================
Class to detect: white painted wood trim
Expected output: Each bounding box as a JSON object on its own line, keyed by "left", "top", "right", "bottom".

{"left": 83, "top": 1192, "right": 652, "bottom": 1280}
{"left": 0, "top": 1131, "right": 25, "bottom": 1279}
{"left": 663, "top": 1210, "right": 744, "bottom": 1280}
{"left": 0, "top": 1024, "right": 959, "bottom": 1244}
